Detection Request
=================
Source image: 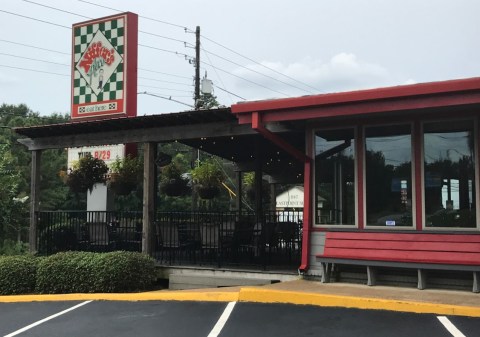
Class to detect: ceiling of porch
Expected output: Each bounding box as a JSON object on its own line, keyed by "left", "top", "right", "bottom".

{"left": 13, "top": 108, "right": 306, "bottom": 183}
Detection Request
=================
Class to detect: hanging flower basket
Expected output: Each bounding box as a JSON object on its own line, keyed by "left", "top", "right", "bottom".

{"left": 64, "top": 154, "right": 109, "bottom": 193}
{"left": 197, "top": 185, "right": 219, "bottom": 199}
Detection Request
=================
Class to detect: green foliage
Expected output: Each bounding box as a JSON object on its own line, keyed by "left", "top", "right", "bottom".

{"left": 1, "top": 104, "right": 70, "bottom": 244}
{"left": 0, "top": 255, "right": 37, "bottom": 295}
{"left": 36, "top": 251, "right": 155, "bottom": 294}
{"left": 197, "top": 93, "right": 220, "bottom": 109}
{"left": 159, "top": 153, "right": 190, "bottom": 197}
{"left": 67, "top": 154, "right": 109, "bottom": 193}
{"left": 191, "top": 158, "right": 225, "bottom": 188}
{"left": 0, "top": 239, "right": 29, "bottom": 255}
{"left": 108, "top": 155, "right": 143, "bottom": 195}
{"left": 36, "top": 251, "right": 97, "bottom": 293}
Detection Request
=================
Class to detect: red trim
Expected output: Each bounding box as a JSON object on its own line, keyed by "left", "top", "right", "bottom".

{"left": 232, "top": 77, "right": 480, "bottom": 115}
{"left": 125, "top": 12, "right": 138, "bottom": 118}
{"left": 299, "top": 133, "right": 313, "bottom": 272}
{"left": 251, "top": 112, "right": 309, "bottom": 163}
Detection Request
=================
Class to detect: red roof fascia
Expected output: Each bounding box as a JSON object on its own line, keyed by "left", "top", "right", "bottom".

{"left": 231, "top": 77, "right": 480, "bottom": 122}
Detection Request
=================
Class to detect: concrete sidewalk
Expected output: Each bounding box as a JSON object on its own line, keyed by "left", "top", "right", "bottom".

{"left": 1, "top": 279, "right": 479, "bottom": 317}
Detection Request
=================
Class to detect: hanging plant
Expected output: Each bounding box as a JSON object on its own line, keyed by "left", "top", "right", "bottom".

{"left": 159, "top": 155, "right": 190, "bottom": 197}
{"left": 64, "top": 154, "right": 109, "bottom": 193}
{"left": 191, "top": 158, "right": 225, "bottom": 199}
{"left": 107, "top": 155, "right": 142, "bottom": 195}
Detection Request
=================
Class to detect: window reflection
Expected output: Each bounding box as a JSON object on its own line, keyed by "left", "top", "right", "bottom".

{"left": 365, "top": 125, "right": 412, "bottom": 227}
{"left": 315, "top": 129, "right": 355, "bottom": 225}
{"left": 424, "top": 121, "right": 476, "bottom": 228}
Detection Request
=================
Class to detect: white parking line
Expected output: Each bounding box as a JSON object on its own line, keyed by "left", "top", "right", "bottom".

{"left": 207, "top": 301, "right": 236, "bottom": 337}
{"left": 3, "top": 300, "right": 92, "bottom": 337}
{"left": 437, "top": 316, "right": 467, "bottom": 337}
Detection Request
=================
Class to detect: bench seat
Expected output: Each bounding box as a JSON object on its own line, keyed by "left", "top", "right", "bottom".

{"left": 316, "top": 232, "right": 480, "bottom": 292}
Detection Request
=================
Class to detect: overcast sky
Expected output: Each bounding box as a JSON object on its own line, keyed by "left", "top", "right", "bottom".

{"left": 1, "top": 0, "right": 479, "bottom": 116}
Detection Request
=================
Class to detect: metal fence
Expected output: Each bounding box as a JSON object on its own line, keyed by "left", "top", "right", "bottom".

{"left": 36, "top": 210, "right": 302, "bottom": 270}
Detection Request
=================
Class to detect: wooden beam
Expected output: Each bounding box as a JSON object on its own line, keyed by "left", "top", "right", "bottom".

{"left": 142, "top": 142, "right": 156, "bottom": 256}
{"left": 29, "top": 150, "right": 41, "bottom": 254}
{"left": 17, "top": 122, "right": 257, "bottom": 150}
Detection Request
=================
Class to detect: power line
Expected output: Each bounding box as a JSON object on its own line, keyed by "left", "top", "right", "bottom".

{"left": 202, "top": 47, "right": 314, "bottom": 95}
{"left": 78, "top": 0, "right": 193, "bottom": 31}
{"left": 200, "top": 46, "right": 234, "bottom": 104}
{"left": 22, "top": 0, "right": 90, "bottom": 19}
{"left": 0, "top": 52, "right": 69, "bottom": 67}
{"left": 0, "top": 9, "right": 70, "bottom": 29}
{"left": 138, "top": 68, "right": 191, "bottom": 80}
{"left": 139, "top": 44, "right": 192, "bottom": 59}
{"left": 0, "top": 39, "right": 70, "bottom": 55}
{"left": 214, "top": 85, "right": 246, "bottom": 101}
{"left": 138, "top": 76, "right": 193, "bottom": 87}
{"left": 138, "top": 84, "right": 193, "bottom": 93}
{"left": 202, "top": 34, "right": 321, "bottom": 93}
{"left": 138, "top": 91, "right": 194, "bottom": 108}
{"left": 202, "top": 62, "right": 290, "bottom": 97}
{"left": 0, "top": 64, "right": 69, "bottom": 77}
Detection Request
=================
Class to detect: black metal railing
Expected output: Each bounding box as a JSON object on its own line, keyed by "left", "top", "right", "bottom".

{"left": 36, "top": 210, "right": 302, "bottom": 270}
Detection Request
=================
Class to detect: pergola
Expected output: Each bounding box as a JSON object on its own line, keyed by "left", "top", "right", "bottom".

{"left": 14, "top": 107, "right": 305, "bottom": 255}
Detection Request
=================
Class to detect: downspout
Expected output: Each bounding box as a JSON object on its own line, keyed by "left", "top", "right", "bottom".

{"left": 251, "top": 112, "right": 312, "bottom": 273}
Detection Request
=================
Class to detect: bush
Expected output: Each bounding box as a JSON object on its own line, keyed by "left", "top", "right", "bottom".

{"left": 0, "top": 239, "right": 29, "bottom": 256}
{"left": 0, "top": 255, "right": 37, "bottom": 295}
{"left": 36, "top": 251, "right": 155, "bottom": 294}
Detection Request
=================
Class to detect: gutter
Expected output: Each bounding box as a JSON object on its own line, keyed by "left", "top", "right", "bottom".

{"left": 251, "top": 112, "right": 312, "bottom": 273}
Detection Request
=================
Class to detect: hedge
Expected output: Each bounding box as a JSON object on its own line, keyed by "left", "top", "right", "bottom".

{"left": 36, "top": 251, "right": 156, "bottom": 294}
{"left": 0, "top": 255, "right": 38, "bottom": 295}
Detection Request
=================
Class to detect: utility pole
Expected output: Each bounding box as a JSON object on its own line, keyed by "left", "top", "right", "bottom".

{"left": 194, "top": 26, "right": 201, "bottom": 109}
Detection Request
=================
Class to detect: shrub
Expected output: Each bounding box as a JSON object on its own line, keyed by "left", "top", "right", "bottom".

{"left": 36, "top": 251, "right": 97, "bottom": 294}
{"left": 0, "top": 255, "right": 37, "bottom": 295}
{"left": 36, "top": 251, "right": 155, "bottom": 294}
{"left": 94, "top": 251, "right": 156, "bottom": 292}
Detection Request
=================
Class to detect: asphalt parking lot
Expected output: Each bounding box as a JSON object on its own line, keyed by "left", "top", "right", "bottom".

{"left": 2, "top": 300, "right": 480, "bottom": 337}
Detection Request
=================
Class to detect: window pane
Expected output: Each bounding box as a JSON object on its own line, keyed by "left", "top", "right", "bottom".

{"left": 365, "top": 125, "right": 412, "bottom": 227}
{"left": 424, "top": 121, "right": 476, "bottom": 228}
{"left": 315, "top": 129, "right": 355, "bottom": 225}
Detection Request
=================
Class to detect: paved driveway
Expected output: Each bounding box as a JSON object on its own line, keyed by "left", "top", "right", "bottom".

{"left": 1, "top": 301, "right": 480, "bottom": 337}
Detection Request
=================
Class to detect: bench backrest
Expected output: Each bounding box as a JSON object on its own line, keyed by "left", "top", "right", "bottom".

{"left": 322, "top": 232, "right": 480, "bottom": 266}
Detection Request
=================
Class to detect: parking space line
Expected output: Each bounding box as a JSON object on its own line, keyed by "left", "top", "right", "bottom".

{"left": 207, "top": 301, "right": 236, "bottom": 337}
{"left": 437, "top": 316, "right": 466, "bottom": 337}
{"left": 3, "top": 300, "right": 92, "bottom": 337}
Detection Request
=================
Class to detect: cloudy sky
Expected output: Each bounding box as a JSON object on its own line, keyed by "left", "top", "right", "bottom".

{"left": 0, "top": 0, "right": 479, "bottom": 116}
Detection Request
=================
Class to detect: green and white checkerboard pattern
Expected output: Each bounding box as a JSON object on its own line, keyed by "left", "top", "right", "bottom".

{"left": 73, "top": 18, "right": 125, "bottom": 105}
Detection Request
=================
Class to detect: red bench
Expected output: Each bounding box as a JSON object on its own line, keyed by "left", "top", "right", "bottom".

{"left": 316, "top": 232, "right": 480, "bottom": 292}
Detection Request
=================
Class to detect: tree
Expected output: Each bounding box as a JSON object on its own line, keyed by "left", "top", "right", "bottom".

{"left": 0, "top": 104, "right": 70, "bottom": 247}
{"left": 197, "top": 93, "right": 220, "bottom": 109}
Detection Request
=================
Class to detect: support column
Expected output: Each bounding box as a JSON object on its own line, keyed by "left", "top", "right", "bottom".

{"left": 236, "top": 170, "right": 243, "bottom": 215}
{"left": 254, "top": 138, "right": 263, "bottom": 220}
{"left": 29, "top": 150, "right": 41, "bottom": 254}
{"left": 142, "top": 142, "right": 156, "bottom": 256}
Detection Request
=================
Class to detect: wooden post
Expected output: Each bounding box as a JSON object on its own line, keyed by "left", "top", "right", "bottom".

{"left": 236, "top": 170, "right": 243, "bottom": 215}
{"left": 142, "top": 142, "right": 156, "bottom": 256}
{"left": 255, "top": 138, "right": 263, "bottom": 221}
{"left": 29, "top": 150, "right": 41, "bottom": 254}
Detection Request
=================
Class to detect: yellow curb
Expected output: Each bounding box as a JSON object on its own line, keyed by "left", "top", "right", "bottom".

{"left": 0, "top": 291, "right": 238, "bottom": 303}
{"left": 238, "top": 288, "right": 480, "bottom": 317}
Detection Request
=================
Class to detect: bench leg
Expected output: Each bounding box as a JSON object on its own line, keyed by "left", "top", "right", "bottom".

{"left": 367, "top": 266, "right": 376, "bottom": 286}
{"left": 321, "top": 263, "right": 331, "bottom": 283}
{"left": 473, "top": 272, "right": 479, "bottom": 293}
{"left": 417, "top": 269, "right": 426, "bottom": 290}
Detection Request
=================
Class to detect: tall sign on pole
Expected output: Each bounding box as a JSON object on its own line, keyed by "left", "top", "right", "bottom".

{"left": 71, "top": 12, "right": 138, "bottom": 120}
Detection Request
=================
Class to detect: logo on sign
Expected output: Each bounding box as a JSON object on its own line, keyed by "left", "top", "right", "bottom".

{"left": 75, "top": 30, "right": 122, "bottom": 96}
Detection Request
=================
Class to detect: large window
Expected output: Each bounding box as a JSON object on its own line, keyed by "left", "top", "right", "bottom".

{"left": 315, "top": 129, "right": 355, "bottom": 225}
{"left": 424, "top": 121, "right": 476, "bottom": 228}
{"left": 365, "top": 125, "right": 413, "bottom": 227}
